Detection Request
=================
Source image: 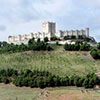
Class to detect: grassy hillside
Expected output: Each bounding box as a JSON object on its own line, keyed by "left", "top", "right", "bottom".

{"left": 0, "top": 46, "right": 100, "bottom": 76}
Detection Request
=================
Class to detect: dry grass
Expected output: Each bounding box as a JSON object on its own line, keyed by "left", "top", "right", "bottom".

{"left": 41, "top": 87, "right": 100, "bottom": 100}
{"left": 0, "top": 83, "right": 41, "bottom": 100}
{"left": 0, "top": 84, "right": 100, "bottom": 100}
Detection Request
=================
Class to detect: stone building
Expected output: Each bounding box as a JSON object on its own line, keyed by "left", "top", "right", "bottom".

{"left": 8, "top": 21, "right": 89, "bottom": 44}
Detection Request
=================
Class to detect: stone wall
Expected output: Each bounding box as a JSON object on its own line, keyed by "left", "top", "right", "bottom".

{"left": 55, "top": 28, "right": 89, "bottom": 38}
{"left": 8, "top": 22, "right": 89, "bottom": 44}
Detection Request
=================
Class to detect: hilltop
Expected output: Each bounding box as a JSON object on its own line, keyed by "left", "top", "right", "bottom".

{"left": 0, "top": 45, "right": 100, "bottom": 76}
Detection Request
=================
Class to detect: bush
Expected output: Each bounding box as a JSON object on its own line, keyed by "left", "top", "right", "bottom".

{"left": 84, "top": 37, "right": 91, "bottom": 42}
{"left": 0, "top": 68, "right": 99, "bottom": 89}
{"left": 1, "top": 77, "right": 10, "bottom": 84}
{"left": 64, "top": 41, "right": 90, "bottom": 51}
{"left": 97, "top": 43, "right": 100, "bottom": 49}
{"left": 71, "top": 35, "right": 76, "bottom": 39}
{"left": 80, "top": 43, "right": 90, "bottom": 51}
{"left": 78, "top": 35, "right": 84, "bottom": 39}
{"left": 44, "top": 37, "right": 49, "bottom": 42}
{"left": 37, "top": 38, "right": 41, "bottom": 43}
{"left": 63, "top": 36, "right": 69, "bottom": 40}
{"left": 28, "top": 37, "right": 35, "bottom": 45}
{"left": 56, "top": 41, "right": 59, "bottom": 45}
{"left": 46, "top": 45, "right": 53, "bottom": 51}
{"left": 50, "top": 36, "right": 58, "bottom": 41}
{"left": 90, "top": 48, "right": 100, "bottom": 59}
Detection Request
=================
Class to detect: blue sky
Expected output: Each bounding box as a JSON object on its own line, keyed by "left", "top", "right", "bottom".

{"left": 0, "top": 0, "right": 100, "bottom": 42}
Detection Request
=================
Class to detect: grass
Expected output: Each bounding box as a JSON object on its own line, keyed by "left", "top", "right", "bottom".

{"left": 0, "top": 46, "right": 100, "bottom": 76}
{"left": 43, "top": 87, "right": 100, "bottom": 100}
{"left": 0, "top": 84, "right": 41, "bottom": 100}
{"left": 0, "top": 84, "right": 100, "bottom": 100}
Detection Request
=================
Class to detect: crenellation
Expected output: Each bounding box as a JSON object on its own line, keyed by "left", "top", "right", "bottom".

{"left": 8, "top": 22, "right": 90, "bottom": 44}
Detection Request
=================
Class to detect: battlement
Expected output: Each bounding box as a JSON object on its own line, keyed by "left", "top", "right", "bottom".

{"left": 8, "top": 22, "right": 89, "bottom": 44}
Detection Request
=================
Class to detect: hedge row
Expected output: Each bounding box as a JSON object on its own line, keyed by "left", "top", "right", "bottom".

{"left": 64, "top": 41, "right": 90, "bottom": 51}
{"left": 0, "top": 69, "right": 99, "bottom": 89}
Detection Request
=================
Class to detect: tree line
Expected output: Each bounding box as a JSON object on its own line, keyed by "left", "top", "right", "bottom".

{"left": 63, "top": 35, "right": 92, "bottom": 42}
{"left": 0, "top": 37, "right": 53, "bottom": 54}
{"left": 0, "top": 68, "right": 99, "bottom": 89}
{"left": 64, "top": 41, "right": 91, "bottom": 51}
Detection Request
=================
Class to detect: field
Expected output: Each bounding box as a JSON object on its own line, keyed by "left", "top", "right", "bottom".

{"left": 0, "top": 83, "right": 40, "bottom": 100}
{"left": 0, "top": 83, "right": 100, "bottom": 100}
{"left": 0, "top": 46, "right": 100, "bottom": 76}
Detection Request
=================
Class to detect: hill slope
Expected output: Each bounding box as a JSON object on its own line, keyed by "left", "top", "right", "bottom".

{"left": 0, "top": 46, "right": 100, "bottom": 76}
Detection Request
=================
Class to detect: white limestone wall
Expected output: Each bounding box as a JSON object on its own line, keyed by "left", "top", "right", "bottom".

{"left": 85, "top": 28, "right": 89, "bottom": 37}
{"left": 42, "top": 22, "right": 56, "bottom": 37}
{"left": 42, "top": 22, "right": 49, "bottom": 33}
{"left": 57, "top": 28, "right": 89, "bottom": 38}
{"left": 55, "top": 31, "right": 62, "bottom": 38}
{"left": 73, "top": 30, "right": 78, "bottom": 38}
{"left": 67, "top": 31, "right": 72, "bottom": 36}
{"left": 78, "top": 30, "right": 83, "bottom": 36}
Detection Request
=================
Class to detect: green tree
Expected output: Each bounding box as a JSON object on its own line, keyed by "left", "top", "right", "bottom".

{"left": 97, "top": 43, "right": 100, "bottom": 49}
{"left": 37, "top": 38, "right": 41, "bottom": 43}
{"left": 28, "top": 37, "right": 35, "bottom": 45}
{"left": 63, "top": 36, "right": 69, "bottom": 40}
{"left": 90, "top": 48, "right": 99, "bottom": 59}
{"left": 71, "top": 35, "right": 76, "bottom": 39}
{"left": 50, "top": 36, "right": 58, "bottom": 41}
{"left": 44, "top": 37, "right": 49, "bottom": 42}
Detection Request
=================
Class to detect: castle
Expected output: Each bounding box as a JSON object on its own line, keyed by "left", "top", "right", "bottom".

{"left": 8, "top": 22, "right": 89, "bottom": 44}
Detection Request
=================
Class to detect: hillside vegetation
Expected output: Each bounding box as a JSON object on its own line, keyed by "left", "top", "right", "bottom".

{"left": 0, "top": 46, "right": 100, "bottom": 76}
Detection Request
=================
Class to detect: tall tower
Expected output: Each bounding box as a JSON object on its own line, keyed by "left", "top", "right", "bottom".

{"left": 42, "top": 22, "right": 56, "bottom": 36}
{"left": 86, "top": 28, "right": 89, "bottom": 37}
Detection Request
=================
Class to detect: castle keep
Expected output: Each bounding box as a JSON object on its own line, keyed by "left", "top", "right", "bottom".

{"left": 8, "top": 22, "right": 89, "bottom": 44}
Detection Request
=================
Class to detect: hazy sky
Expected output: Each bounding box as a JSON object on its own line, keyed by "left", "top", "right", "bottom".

{"left": 0, "top": 0, "right": 100, "bottom": 42}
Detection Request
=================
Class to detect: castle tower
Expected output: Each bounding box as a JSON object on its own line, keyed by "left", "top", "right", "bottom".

{"left": 86, "top": 28, "right": 89, "bottom": 37}
{"left": 42, "top": 22, "right": 56, "bottom": 37}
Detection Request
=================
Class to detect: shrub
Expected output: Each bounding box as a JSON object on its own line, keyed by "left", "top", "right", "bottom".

{"left": 64, "top": 43, "right": 70, "bottom": 50}
{"left": 46, "top": 45, "right": 53, "bottom": 51}
{"left": 97, "top": 43, "right": 100, "bottom": 49}
{"left": 44, "top": 37, "right": 49, "bottom": 42}
{"left": 28, "top": 37, "right": 35, "bottom": 45}
{"left": 80, "top": 43, "right": 90, "bottom": 51}
{"left": 56, "top": 41, "right": 59, "bottom": 45}
{"left": 1, "top": 77, "right": 10, "bottom": 84}
{"left": 0, "top": 68, "right": 99, "bottom": 89}
{"left": 78, "top": 35, "right": 84, "bottom": 39}
{"left": 50, "top": 36, "right": 58, "bottom": 41}
{"left": 84, "top": 37, "right": 91, "bottom": 42}
{"left": 63, "top": 36, "right": 69, "bottom": 40}
{"left": 71, "top": 35, "right": 76, "bottom": 39}
{"left": 64, "top": 42, "right": 90, "bottom": 51}
{"left": 37, "top": 38, "right": 41, "bottom": 43}
{"left": 90, "top": 48, "right": 100, "bottom": 59}
{"left": 13, "top": 77, "right": 23, "bottom": 87}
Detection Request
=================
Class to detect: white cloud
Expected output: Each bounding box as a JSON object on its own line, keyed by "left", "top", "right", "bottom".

{"left": 79, "top": 0, "right": 100, "bottom": 8}
{"left": 33, "top": 0, "right": 74, "bottom": 17}
{"left": 0, "top": 0, "right": 100, "bottom": 42}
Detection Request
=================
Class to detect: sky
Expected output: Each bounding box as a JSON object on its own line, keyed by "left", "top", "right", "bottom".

{"left": 0, "top": 0, "right": 100, "bottom": 42}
